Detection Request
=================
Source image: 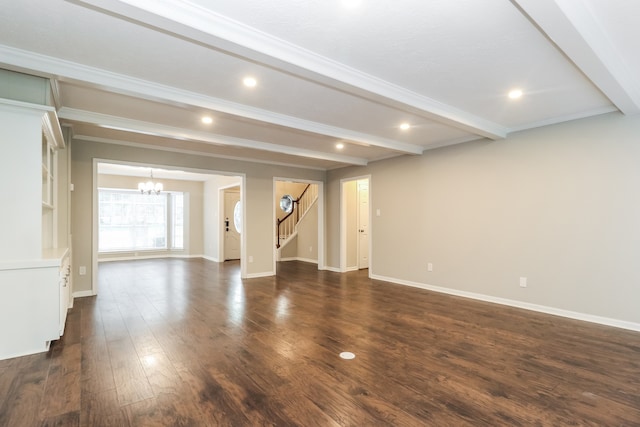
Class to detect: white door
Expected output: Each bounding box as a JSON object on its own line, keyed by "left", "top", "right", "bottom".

{"left": 224, "top": 191, "right": 241, "bottom": 260}
{"left": 357, "top": 180, "right": 369, "bottom": 269}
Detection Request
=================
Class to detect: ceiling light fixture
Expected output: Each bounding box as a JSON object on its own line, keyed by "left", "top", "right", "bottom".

{"left": 508, "top": 89, "right": 523, "bottom": 99}
{"left": 138, "top": 169, "right": 163, "bottom": 195}
{"left": 243, "top": 76, "right": 257, "bottom": 88}
{"left": 336, "top": 143, "right": 345, "bottom": 150}
{"left": 201, "top": 116, "right": 213, "bottom": 124}
{"left": 400, "top": 122, "right": 411, "bottom": 130}
{"left": 339, "top": 351, "right": 356, "bottom": 360}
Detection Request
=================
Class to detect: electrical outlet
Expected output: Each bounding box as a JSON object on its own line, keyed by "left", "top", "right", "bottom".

{"left": 79, "top": 266, "right": 86, "bottom": 276}
{"left": 249, "top": 256, "right": 254, "bottom": 263}
{"left": 427, "top": 263, "right": 433, "bottom": 272}
{"left": 519, "top": 277, "right": 527, "bottom": 288}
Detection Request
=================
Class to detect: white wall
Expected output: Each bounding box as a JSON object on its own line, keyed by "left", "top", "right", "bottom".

{"left": 327, "top": 112, "right": 640, "bottom": 327}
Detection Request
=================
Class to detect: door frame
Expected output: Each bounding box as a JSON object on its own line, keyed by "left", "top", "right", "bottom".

{"left": 92, "top": 159, "right": 248, "bottom": 296}
{"left": 220, "top": 185, "right": 241, "bottom": 261}
{"left": 272, "top": 177, "right": 325, "bottom": 272}
{"left": 340, "top": 175, "right": 371, "bottom": 274}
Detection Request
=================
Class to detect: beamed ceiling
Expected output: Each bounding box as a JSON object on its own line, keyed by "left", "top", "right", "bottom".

{"left": 1, "top": 0, "right": 639, "bottom": 170}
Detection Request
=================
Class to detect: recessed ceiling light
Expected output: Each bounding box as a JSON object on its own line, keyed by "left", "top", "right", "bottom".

{"left": 400, "top": 122, "right": 411, "bottom": 131}
{"left": 243, "top": 76, "right": 257, "bottom": 88}
{"left": 339, "top": 351, "right": 355, "bottom": 360}
{"left": 336, "top": 143, "right": 345, "bottom": 150}
{"left": 508, "top": 89, "right": 523, "bottom": 99}
{"left": 201, "top": 116, "right": 213, "bottom": 124}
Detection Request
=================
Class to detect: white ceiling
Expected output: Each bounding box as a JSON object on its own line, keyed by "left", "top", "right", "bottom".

{"left": 1, "top": 0, "right": 638, "bottom": 170}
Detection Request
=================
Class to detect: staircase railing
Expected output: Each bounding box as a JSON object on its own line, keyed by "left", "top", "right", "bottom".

{"left": 276, "top": 184, "right": 317, "bottom": 248}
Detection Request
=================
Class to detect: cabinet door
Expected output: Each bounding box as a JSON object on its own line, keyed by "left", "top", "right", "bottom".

{"left": 59, "top": 264, "right": 70, "bottom": 336}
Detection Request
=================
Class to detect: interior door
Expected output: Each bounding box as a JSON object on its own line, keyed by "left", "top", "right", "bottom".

{"left": 357, "top": 180, "right": 369, "bottom": 269}
{"left": 224, "top": 190, "right": 241, "bottom": 260}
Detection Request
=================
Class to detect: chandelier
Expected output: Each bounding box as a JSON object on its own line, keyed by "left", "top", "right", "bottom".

{"left": 138, "top": 169, "right": 163, "bottom": 194}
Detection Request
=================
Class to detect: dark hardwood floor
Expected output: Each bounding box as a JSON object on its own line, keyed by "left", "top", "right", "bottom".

{"left": 1, "top": 258, "right": 640, "bottom": 426}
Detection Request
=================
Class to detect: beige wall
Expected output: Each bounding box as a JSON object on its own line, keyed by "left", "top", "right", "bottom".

{"left": 70, "top": 139, "right": 325, "bottom": 293}
{"left": 97, "top": 174, "right": 204, "bottom": 259}
{"left": 327, "top": 112, "right": 640, "bottom": 325}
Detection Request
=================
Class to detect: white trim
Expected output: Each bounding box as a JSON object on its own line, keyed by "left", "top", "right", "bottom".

{"left": 201, "top": 255, "right": 220, "bottom": 263}
{"left": 98, "top": 254, "right": 204, "bottom": 262}
{"left": 245, "top": 271, "right": 275, "bottom": 279}
{"left": 73, "top": 290, "right": 95, "bottom": 298}
{"left": 322, "top": 266, "right": 341, "bottom": 273}
{"left": 92, "top": 160, "right": 98, "bottom": 296}
{"left": 370, "top": 273, "right": 640, "bottom": 333}
{"left": 346, "top": 266, "right": 359, "bottom": 272}
{"left": 71, "top": 1, "right": 507, "bottom": 140}
{"left": 61, "top": 108, "right": 368, "bottom": 166}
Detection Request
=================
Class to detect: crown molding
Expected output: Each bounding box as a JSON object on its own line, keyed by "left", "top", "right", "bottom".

{"left": 59, "top": 107, "right": 368, "bottom": 166}
{"left": 0, "top": 44, "right": 421, "bottom": 156}
{"left": 71, "top": 0, "right": 508, "bottom": 139}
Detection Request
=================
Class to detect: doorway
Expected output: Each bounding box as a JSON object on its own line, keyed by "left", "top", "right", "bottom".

{"left": 223, "top": 186, "right": 241, "bottom": 261}
{"left": 357, "top": 179, "right": 369, "bottom": 269}
{"left": 340, "top": 176, "right": 371, "bottom": 273}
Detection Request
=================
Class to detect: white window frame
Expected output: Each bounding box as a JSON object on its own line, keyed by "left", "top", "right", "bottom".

{"left": 98, "top": 188, "right": 185, "bottom": 253}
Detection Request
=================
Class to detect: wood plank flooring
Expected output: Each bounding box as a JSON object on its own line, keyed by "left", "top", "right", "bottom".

{"left": 1, "top": 258, "right": 640, "bottom": 426}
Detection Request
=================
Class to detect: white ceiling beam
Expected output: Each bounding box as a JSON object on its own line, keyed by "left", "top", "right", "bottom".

{"left": 70, "top": 0, "right": 508, "bottom": 139}
{"left": 58, "top": 107, "right": 369, "bottom": 166}
{"left": 0, "top": 45, "right": 421, "bottom": 156}
{"left": 512, "top": 0, "right": 640, "bottom": 115}
{"left": 75, "top": 135, "right": 329, "bottom": 171}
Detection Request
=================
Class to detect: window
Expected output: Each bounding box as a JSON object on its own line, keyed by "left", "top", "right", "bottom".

{"left": 98, "top": 189, "right": 184, "bottom": 252}
{"left": 233, "top": 200, "right": 242, "bottom": 233}
{"left": 171, "top": 193, "right": 184, "bottom": 250}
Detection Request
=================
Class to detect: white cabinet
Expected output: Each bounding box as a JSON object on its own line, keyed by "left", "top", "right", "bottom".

{"left": 0, "top": 250, "right": 70, "bottom": 360}
{"left": 0, "top": 97, "right": 70, "bottom": 360}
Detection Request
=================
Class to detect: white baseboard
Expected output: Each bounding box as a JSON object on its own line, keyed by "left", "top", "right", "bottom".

{"left": 346, "top": 266, "right": 359, "bottom": 272}
{"left": 322, "top": 266, "right": 341, "bottom": 272}
{"left": 245, "top": 271, "right": 275, "bottom": 279}
{"left": 201, "top": 255, "right": 220, "bottom": 263}
{"left": 279, "top": 257, "right": 318, "bottom": 264}
{"left": 73, "top": 290, "right": 95, "bottom": 298}
{"left": 98, "top": 254, "right": 203, "bottom": 263}
{"left": 370, "top": 273, "right": 640, "bottom": 333}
